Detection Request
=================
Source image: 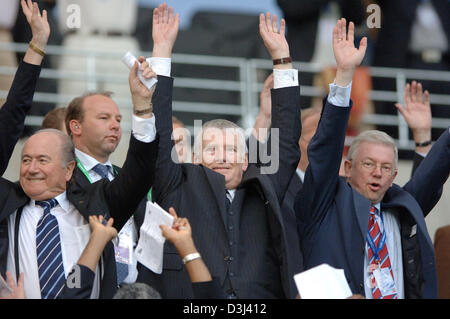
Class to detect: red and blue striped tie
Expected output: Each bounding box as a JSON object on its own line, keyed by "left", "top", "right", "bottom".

{"left": 367, "top": 206, "right": 398, "bottom": 299}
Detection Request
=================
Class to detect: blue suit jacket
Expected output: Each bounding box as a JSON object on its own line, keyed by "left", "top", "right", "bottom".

{"left": 295, "top": 99, "right": 450, "bottom": 298}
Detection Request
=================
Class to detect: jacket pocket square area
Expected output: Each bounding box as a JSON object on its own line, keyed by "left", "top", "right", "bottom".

{"left": 409, "top": 225, "right": 417, "bottom": 238}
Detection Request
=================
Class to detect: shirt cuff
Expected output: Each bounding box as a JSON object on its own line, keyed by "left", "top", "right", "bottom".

{"left": 273, "top": 69, "right": 299, "bottom": 89}
{"left": 327, "top": 80, "right": 352, "bottom": 107}
{"left": 146, "top": 57, "right": 171, "bottom": 77}
{"left": 132, "top": 114, "right": 156, "bottom": 143}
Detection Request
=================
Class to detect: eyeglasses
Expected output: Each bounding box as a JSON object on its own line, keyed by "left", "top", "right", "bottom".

{"left": 359, "top": 160, "right": 396, "bottom": 176}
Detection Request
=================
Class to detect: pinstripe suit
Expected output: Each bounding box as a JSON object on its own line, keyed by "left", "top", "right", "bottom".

{"left": 137, "top": 76, "right": 301, "bottom": 298}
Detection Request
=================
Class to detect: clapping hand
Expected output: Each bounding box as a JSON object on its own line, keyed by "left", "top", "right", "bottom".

{"left": 152, "top": 3, "right": 180, "bottom": 58}
{"left": 332, "top": 18, "right": 367, "bottom": 86}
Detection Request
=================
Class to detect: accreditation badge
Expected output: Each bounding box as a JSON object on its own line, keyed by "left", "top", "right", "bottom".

{"left": 373, "top": 266, "right": 397, "bottom": 296}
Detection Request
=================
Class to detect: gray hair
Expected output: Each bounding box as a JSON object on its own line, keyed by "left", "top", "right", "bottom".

{"left": 113, "top": 283, "right": 162, "bottom": 299}
{"left": 347, "top": 130, "right": 398, "bottom": 167}
{"left": 31, "top": 128, "right": 76, "bottom": 167}
{"left": 193, "top": 119, "right": 248, "bottom": 162}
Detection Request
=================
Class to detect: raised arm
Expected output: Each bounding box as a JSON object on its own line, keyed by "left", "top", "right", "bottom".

{"left": 295, "top": 19, "right": 366, "bottom": 224}
{"left": 0, "top": 0, "right": 50, "bottom": 175}
{"left": 403, "top": 128, "right": 450, "bottom": 217}
{"left": 258, "top": 13, "right": 301, "bottom": 203}
{"left": 252, "top": 73, "right": 273, "bottom": 143}
{"left": 102, "top": 53, "right": 160, "bottom": 230}
{"left": 395, "top": 81, "right": 433, "bottom": 156}
{"left": 150, "top": 4, "right": 182, "bottom": 202}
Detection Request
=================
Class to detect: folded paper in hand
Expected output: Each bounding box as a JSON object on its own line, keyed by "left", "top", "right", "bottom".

{"left": 294, "top": 264, "right": 352, "bottom": 299}
{"left": 135, "top": 201, "right": 174, "bottom": 274}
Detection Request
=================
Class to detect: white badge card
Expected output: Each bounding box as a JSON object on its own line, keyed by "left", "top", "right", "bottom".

{"left": 373, "top": 267, "right": 397, "bottom": 296}
{"left": 115, "top": 233, "right": 133, "bottom": 265}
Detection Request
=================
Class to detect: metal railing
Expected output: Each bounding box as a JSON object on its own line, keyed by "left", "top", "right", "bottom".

{"left": 1, "top": 42, "right": 449, "bottom": 150}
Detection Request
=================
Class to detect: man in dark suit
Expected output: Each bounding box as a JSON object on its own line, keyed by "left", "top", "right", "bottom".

{"left": 253, "top": 76, "right": 322, "bottom": 297}
{"left": 0, "top": 0, "right": 47, "bottom": 175}
{"left": 138, "top": 8, "right": 301, "bottom": 299}
{"left": 295, "top": 19, "right": 449, "bottom": 299}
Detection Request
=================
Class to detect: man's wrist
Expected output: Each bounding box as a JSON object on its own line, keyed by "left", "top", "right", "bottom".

{"left": 30, "top": 35, "right": 48, "bottom": 50}
{"left": 412, "top": 129, "right": 432, "bottom": 144}
{"left": 152, "top": 45, "right": 173, "bottom": 58}
{"left": 335, "top": 67, "right": 355, "bottom": 87}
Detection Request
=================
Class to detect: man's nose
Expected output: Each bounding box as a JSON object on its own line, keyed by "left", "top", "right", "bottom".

{"left": 28, "top": 160, "right": 40, "bottom": 173}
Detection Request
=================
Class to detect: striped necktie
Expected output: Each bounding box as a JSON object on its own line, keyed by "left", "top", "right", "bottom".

{"left": 35, "top": 199, "right": 66, "bottom": 299}
{"left": 92, "top": 163, "right": 111, "bottom": 180}
{"left": 367, "top": 206, "right": 398, "bottom": 299}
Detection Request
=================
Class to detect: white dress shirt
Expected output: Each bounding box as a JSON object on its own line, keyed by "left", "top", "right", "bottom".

{"left": 6, "top": 192, "right": 100, "bottom": 299}
{"left": 75, "top": 149, "right": 139, "bottom": 285}
{"left": 6, "top": 119, "right": 155, "bottom": 298}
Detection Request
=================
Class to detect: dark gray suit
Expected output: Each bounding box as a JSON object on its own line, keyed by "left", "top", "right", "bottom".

{"left": 137, "top": 78, "right": 301, "bottom": 298}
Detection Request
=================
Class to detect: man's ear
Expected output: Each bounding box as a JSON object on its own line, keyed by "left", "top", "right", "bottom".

{"left": 69, "top": 120, "right": 82, "bottom": 137}
{"left": 65, "top": 160, "right": 76, "bottom": 182}
{"left": 242, "top": 153, "right": 249, "bottom": 172}
{"left": 344, "top": 159, "right": 352, "bottom": 179}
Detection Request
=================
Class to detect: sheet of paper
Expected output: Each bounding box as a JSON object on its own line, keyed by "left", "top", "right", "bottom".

{"left": 135, "top": 201, "right": 174, "bottom": 274}
{"left": 294, "top": 264, "right": 353, "bottom": 299}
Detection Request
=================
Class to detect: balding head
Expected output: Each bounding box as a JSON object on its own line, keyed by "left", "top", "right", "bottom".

{"left": 20, "top": 129, "right": 76, "bottom": 200}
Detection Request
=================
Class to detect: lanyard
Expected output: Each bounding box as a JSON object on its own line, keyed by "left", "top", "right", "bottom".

{"left": 366, "top": 210, "right": 386, "bottom": 263}
{"left": 76, "top": 157, "right": 152, "bottom": 201}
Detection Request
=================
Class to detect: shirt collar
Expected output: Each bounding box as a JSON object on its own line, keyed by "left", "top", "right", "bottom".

{"left": 30, "top": 191, "right": 70, "bottom": 213}
{"left": 296, "top": 168, "right": 305, "bottom": 183}
{"left": 75, "top": 148, "right": 113, "bottom": 172}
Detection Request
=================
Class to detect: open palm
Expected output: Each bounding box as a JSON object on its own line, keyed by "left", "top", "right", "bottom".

{"left": 259, "top": 13, "right": 289, "bottom": 59}
{"left": 395, "top": 81, "right": 431, "bottom": 131}
{"left": 333, "top": 18, "right": 366, "bottom": 71}
{"left": 152, "top": 3, "right": 180, "bottom": 57}
{"left": 21, "top": 0, "right": 50, "bottom": 46}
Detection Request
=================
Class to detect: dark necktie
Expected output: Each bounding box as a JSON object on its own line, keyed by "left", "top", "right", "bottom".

{"left": 92, "top": 163, "right": 110, "bottom": 180}
{"left": 225, "top": 190, "right": 231, "bottom": 212}
{"left": 35, "top": 199, "right": 65, "bottom": 299}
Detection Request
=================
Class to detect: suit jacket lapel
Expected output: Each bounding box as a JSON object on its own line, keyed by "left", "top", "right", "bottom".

{"left": 382, "top": 186, "right": 433, "bottom": 249}
{"left": 351, "top": 187, "right": 372, "bottom": 240}
{"left": 0, "top": 184, "right": 28, "bottom": 222}
{"left": 203, "top": 166, "right": 228, "bottom": 226}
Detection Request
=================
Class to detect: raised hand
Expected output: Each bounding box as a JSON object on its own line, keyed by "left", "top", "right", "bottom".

{"left": 160, "top": 208, "right": 196, "bottom": 257}
{"left": 395, "top": 81, "right": 432, "bottom": 151}
{"left": 129, "top": 56, "right": 157, "bottom": 118}
{"left": 89, "top": 215, "right": 118, "bottom": 242}
{"left": 152, "top": 3, "right": 180, "bottom": 58}
{"left": 259, "top": 13, "right": 290, "bottom": 67}
{"left": 21, "top": 0, "right": 50, "bottom": 49}
{"left": 332, "top": 18, "right": 367, "bottom": 86}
